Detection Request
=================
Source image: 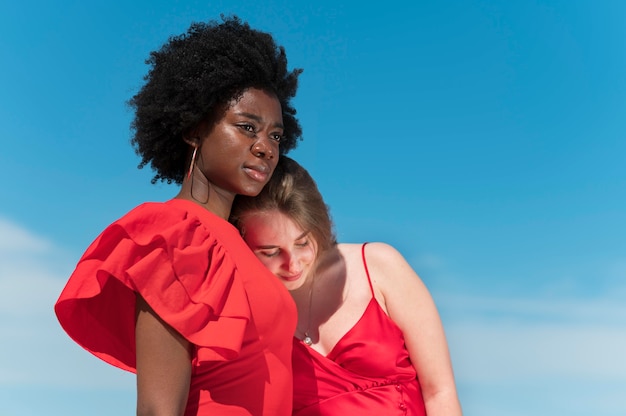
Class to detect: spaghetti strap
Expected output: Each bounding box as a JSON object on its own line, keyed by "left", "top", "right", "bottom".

{"left": 361, "top": 243, "right": 375, "bottom": 297}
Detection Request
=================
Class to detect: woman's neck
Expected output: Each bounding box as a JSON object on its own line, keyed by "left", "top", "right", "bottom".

{"left": 175, "top": 179, "right": 234, "bottom": 220}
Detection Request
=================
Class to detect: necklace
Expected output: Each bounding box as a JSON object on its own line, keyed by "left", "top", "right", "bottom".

{"left": 301, "top": 276, "right": 315, "bottom": 346}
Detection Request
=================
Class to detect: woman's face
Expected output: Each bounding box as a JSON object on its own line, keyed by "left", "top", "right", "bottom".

{"left": 241, "top": 210, "right": 317, "bottom": 291}
{"left": 197, "top": 87, "right": 284, "bottom": 198}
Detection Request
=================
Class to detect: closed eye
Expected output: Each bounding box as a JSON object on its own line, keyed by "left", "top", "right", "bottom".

{"left": 295, "top": 238, "right": 310, "bottom": 248}
{"left": 258, "top": 249, "right": 280, "bottom": 258}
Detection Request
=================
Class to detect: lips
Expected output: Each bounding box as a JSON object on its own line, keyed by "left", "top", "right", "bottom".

{"left": 280, "top": 272, "right": 302, "bottom": 282}
{"left": 243, "top": 163, "right": 271, "bottom": 182}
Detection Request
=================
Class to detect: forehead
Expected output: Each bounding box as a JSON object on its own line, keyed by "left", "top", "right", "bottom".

{"left": 228, "top": 88, "right": 282, "bottom": 118}
{"left": 243, "top": 210, "right": 304, "bottom": 243}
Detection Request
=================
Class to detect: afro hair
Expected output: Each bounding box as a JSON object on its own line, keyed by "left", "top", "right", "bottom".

{"left": 129, "top": 15, "right": 303, "bottom": 184}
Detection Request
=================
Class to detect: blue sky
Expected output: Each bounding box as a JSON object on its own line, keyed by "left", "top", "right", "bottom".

{"left": 1, "top": 0, "right": 625, "bottom": 415}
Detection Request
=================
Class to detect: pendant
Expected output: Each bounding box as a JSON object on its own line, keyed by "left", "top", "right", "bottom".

{"left": 303, "top": 333, "right": 313, "bottom": 346}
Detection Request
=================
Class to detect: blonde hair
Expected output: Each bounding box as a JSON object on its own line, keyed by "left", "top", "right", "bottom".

{"left": 230, "top": 156, "right": 336, "bottom": 252}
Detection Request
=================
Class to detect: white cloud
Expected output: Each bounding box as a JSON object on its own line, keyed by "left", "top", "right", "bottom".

{"left": 410, "top": 249, "right": 626, "bottom": 388}
{"left": 439, "top": 293, "right": 626, "bottom": 415}
{"left": 449, "top": 321, "right": 626, "bottom": 382}
{"left": 439, "top": 293, "right": 626, "bottom": 383}
{"left": 439, "top": 293, "right": 626, "bottom": 325}
{"left": 0, "top": 217, "right": 51, "bottom": 252}
{"left": 0, "top": 216, "right": 134, "bottom": 390}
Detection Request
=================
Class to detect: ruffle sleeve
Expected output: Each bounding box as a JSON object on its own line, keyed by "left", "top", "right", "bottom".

{"left": 54, "top": 202, "right": 250, "bottom": 372}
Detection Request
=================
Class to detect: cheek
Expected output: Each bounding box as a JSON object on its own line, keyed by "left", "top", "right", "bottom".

{"left": 302, "top": 247, "right": 316, "bottom": 264}
{"left": 256, "top": 256, "right": 281, "bottom": 275}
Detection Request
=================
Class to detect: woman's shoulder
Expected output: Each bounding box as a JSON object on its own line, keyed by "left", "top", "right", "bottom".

{"left": 337, "top": 242, "right": 405, "bottom": 280}
{"left": 110, "top": 199, "right": 235, "bottom": 242}
{"left": 77, "top": 199, "right": 247, "bottom": 276}
{"left": 114, "top": 200, "right": 184, "bottom": 229}
{"left": 119, "top": 199, "right": 219, "bottom": 225}
{"left": 337, "top": 242, "right": 403, "bottom": 263}
{"left": 351, "top": 242, "right": 417, "bottom": 291}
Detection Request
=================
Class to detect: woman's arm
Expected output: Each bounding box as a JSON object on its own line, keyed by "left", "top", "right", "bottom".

{"left": 135, "top": 295, "right": 192, "bottom": 416}
{"left": 366, "top": 242, "right": 462, "bottom": 416}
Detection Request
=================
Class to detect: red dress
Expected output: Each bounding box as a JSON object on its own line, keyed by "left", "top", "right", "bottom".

{"left": 54, "top": 199, "right": 296, "bottom": 415}
{"left": 291, "top": 244, "right": 426, "bottom": 415}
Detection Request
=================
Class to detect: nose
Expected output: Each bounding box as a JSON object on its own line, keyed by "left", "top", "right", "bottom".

{"left": 283, "top": 253, "right": 301, "bottom": 274}
{"left": 251, "top": 136, "right": 275, "bottom": 160}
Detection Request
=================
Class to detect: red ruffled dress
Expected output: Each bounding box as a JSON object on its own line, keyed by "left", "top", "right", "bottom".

{"left": 291, "top": 244, "right": 427, "bottom": 415}
{"left": 55, "top": 199, "right": 296, "bottom": 415}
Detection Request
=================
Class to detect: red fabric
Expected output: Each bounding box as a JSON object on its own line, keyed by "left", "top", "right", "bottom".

{"left": 291, "top": 244, "right": 426, "bottom": 415}
{"left": 55, "top": 199, "right": 296, "bottom": 415}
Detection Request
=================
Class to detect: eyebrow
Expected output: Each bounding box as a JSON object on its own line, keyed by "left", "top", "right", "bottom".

{"left": 235, "top": 111, "right": 285, "bottom": 129}
{"left": 255, "top": 244, "right": 279, "bottom": 250}
{"left": 253, "top": 231, "right": 310, "bottom": 250}
{"left": 295, "top": 230, "right": 310, "bottom": 240}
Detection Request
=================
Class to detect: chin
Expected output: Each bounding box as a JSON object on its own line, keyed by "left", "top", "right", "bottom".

{"left": 238, "top": 185, "right": 265, "bottom": 197}
{"left": 283, "top": 279, "right": 306, "bottom": 292}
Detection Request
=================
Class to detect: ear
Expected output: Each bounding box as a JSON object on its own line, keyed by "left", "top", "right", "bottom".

{"left": 183, "top": 136, "right": 200, "bottom": 147}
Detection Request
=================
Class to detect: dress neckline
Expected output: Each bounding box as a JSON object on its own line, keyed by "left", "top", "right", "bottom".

{"left": 297, "top": 297, "right": 386, "bottom": 359}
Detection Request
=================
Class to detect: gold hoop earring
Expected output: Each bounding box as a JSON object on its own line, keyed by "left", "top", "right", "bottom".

{"left": 187, "top": 146, "right": 198, "bottom": 180}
